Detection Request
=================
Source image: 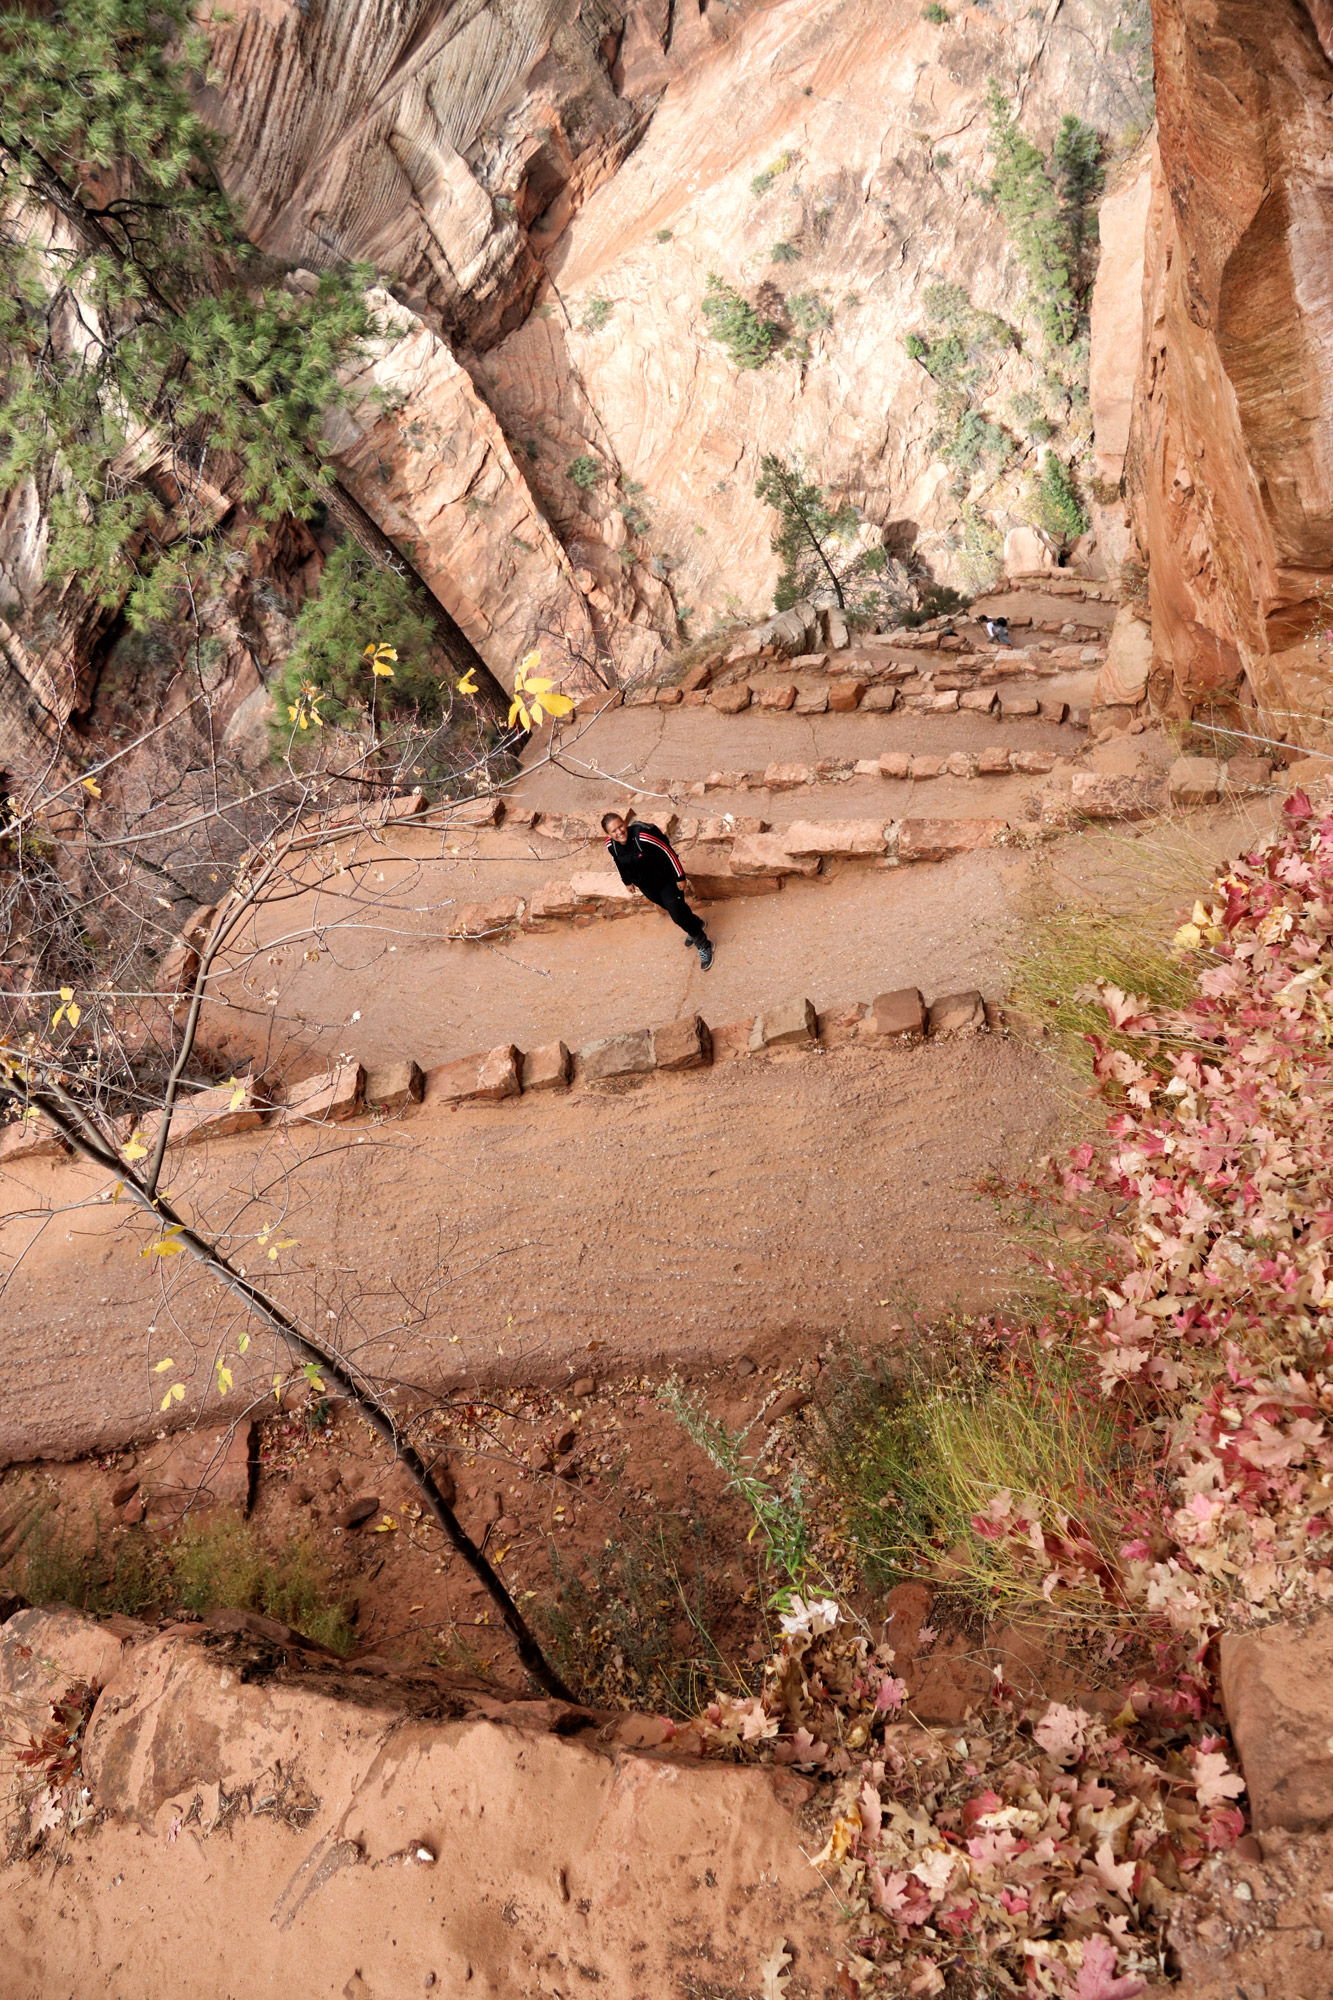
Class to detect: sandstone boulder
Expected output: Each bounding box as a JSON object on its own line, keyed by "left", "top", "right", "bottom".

{"left": 1093, "top": 606, "right": 1153, "bottom": 711}
{"left": 423, "top": 1046, "right": 521, "bottom": 1105}
{"left": 521, "top": 1042, "right": 571, "bottom": 1092}
{"left": 284, "top": 1063, "right": 364, "bottom": 1124}
{"left": 364, "top": 1060, "right": 424, "bottom": 1111}
{"left": 651, "top": 1015, "right": 711, "bottom": 1071}
{"left": 578, "top": 1029, "right": 654, "bottom": 1082}
{"left": 1004, "top": 526, "right": 1057, "bottom": 575}
{"left": 864, "top": 988, "right": 927, "bottom": 1040}
{"left": 780, "top": 819, "right": 886, "bottom": 857}
{"left": 709, "top": 683, "right": 752, "bottom": 714}
{"left": 897, "top": 819, "right": 1007, "bottom": 862}
{"left": 1169, "top": 755, "right": 1224, "bottom": 805}
{"left": 1220, "top": 1612, "right": 1333, "bottom": 1831}
{"left": 927, "top": 991, "right": 986, "bottom": 1035}
{"left": 749, "top": 996, "right": 816, "bottom": 1051}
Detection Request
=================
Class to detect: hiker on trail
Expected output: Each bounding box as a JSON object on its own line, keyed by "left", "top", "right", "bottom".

{"left": 982, "top": 615, "right": 1013, "bottom": 647}
{"left": 602, "top": 811, "right": 715, "bottom": 970}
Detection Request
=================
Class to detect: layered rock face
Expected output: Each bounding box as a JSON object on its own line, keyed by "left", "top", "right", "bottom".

{"left": 1126, "top": 0, "right": 1333, "bottom": 743}
{"left": 205, "top": 0, "right": 1149, "bottom": 664}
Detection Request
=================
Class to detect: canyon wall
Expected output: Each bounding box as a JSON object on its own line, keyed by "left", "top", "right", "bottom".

{"left": 0, "top": 0, "right": 1155, "bottom": 785}
{"left": 1126, "top": 0, "right": 1333, "bottom": 745}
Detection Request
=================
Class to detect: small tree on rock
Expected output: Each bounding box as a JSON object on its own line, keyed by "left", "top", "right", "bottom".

{"left": 755, "top": 454, "right": 914, "bottom": 617}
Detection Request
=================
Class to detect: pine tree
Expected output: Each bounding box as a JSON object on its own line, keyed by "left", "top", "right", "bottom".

{"left": 0, "top": 0, "right": 508, "bottom": 720}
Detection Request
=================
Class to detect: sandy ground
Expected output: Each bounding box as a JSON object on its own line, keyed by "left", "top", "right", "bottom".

{"left": 208, "top": 840, "right": 1035, "bottom": 1077}
{"left": 0, "top": 1036, "right": 1066, "bottom": 1463}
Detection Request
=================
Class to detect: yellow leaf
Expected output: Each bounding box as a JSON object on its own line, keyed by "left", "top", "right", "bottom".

{"left": 51, "top": 1006, "right": 65, "bottom": 1030}
{"left": 543, "top": 692, "right": 575, "bottom": 718}
{"left": 123, "top": 1133, "right": 148, "bottom": 1162}
{"left": 66, "top": 1001, "right": 80, "bottom": 1028}
{"left": 59, "top": 988, "right": 73, "bottom": 1001}
{"left": 457, "top": 669, "right": 478, "bottom": 696}
{"left": 155, "top": 1239, "right": 185, "bottom": 1257}
{"left": 378, "top": 647, "right": 398, "bottom": 663}
{"left": 298, "top": 713, "right": 308, "bottom": 730}
{"left": 363, "top": 644, "right": 377, "bottom": 658}
{"left": 507, "top": 698, "right": 523, "bottom": 727}
{"left": 82, "top": 776, "right": 101, "bottom": 796}
{"left": 228, "top": 1086, "right": 245, "bottom": 1112}
{"left": 287, "top": 704, "right": 299, "bottom": 721}
{"left": 159, "top": 1382, "right": 185, "bottom": 1411}
{"left": 371, "top": 658, "right": 395, "bottom": 678}
{"left": 216, "top": 1365, "right": 233, "bottom": 1397}
{"left": 516, "top": 700, "right": 531, "bottom": 730}
{"left": 153, "top": 1357, "right": 175, "bottom": 1373}
{"left": 237, "top": 1331, "right": 250, "bottom": 1354}
{"left": 275, "top": 1238, "right": 298, "bottom": 1249}
{"left": 518, "top": 649, "right": 541, "bottom": 677}
{"left": 372, "top": 1516, "right": 397, "bottom": 1533}
{"left": 1173, "top": 922, "right": 1203, "bottom": 952}
{"left": 524, "top": 676, "right": 554, "bottom": 694}
{"left": 528, "top": 698, "right": 546, "bottom": 725}
{"left": 273, "top": 1374, "right": 283, "bottom": 1404}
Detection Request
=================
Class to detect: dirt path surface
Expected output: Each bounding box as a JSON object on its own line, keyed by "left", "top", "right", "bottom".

{"left": 211, "top": 841, "right": 1033, "bottom": 1076}
{"left": 0, "top": 1037, "right": 1064, "bottom": 1462}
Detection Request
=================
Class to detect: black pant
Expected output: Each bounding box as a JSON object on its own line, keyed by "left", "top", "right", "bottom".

{"left": 640, "top": 879, "right": 706, "bottom": 941}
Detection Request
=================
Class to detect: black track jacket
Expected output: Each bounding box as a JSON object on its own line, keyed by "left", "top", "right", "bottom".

{"left": 605, "top": 821, "right": 686, "bottom": 896}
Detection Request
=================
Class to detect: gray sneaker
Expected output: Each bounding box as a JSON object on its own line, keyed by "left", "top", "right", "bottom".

{"left": 696, "top": 938, "right": 714, "bottom": 970}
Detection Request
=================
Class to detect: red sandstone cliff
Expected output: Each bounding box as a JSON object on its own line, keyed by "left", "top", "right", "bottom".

{"left": 1126, "top": 0, "right": 1333, "bottom": 747}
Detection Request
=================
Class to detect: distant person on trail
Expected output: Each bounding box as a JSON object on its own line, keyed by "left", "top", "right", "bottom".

{"left": 982, "top": 615, "right": 1013, "bottom": 647}
{"left": 602, "top": 811, "right": 714, "bottom": 970}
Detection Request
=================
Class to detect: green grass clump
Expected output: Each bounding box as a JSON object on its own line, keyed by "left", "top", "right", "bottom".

{"left": 922, "top": 1, "right": 949, "bottom": 19}
{"left": 814, "top": 1341, "right": 1143, "bottom": 1624}
{"left": 1008, "top": 852, "right": 1203, "bottom": 1084}
{"left": 770, "top": 239, "right": 801, "bottom": 264}
{"left": 581, "top": 296, "right": 612, "bottom": 331}
{"left": 1, "top": 1500, "right": 355, "bottom": 1654}
{"left": 171, "top": 1515, "right": 355, "bottom": 1653}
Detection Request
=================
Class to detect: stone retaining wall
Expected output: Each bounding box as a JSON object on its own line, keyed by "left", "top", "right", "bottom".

{"left": 0, "top": 987, "right": 992, "bottom": 1169}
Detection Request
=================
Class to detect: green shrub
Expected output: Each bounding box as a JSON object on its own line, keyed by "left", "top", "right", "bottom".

{"left": 1034, "top": 452, "right": 1089, "bottom": 542}
{"left": 786, "top": 289, "right": 832, "bottom": 333}
{"left": 581, "top": 295, "right": 612, "bottom": 332}
{"left": 700, "top": 273, "right": 782, "bottom": 369}
{"left": 932, "top": 150, "right": 952, "bottom": 171}
{"left": 770, "top": 239, "right": 801, "bottom": 264}
{"left": 567, "top": 453, "right": 603, "bottom": 490}
{"left": 653, "top": 227, "right": 673, "bottom": 243}
{"left": 1007, "top": 389, "right": 1055, "bottom": 442}
{"left": 269, "top": 540, "right": 441, "bottom": 740}
{"left": 922, "top": 1, "right": 949, "bottom": 19}
{"left": 939, "top": 408, "right": 1012, "bottom": 486}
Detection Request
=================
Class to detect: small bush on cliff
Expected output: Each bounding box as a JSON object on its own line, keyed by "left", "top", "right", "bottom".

{"left": 269, "top": 539, "right": 442, "bottom": 740}
{"left": 700, "top": 273, "right": 782, "bottom": 369}
{"left": 922, "top": 1, "right": 949, "bottom": 20}
{"left": 749, "top": 150, "right": 796, "bottom": 198}
{"left": 1033, "top": 451, "right": 1089, "bottom": 544}
{"left": 566, "top": 453, "right": 603, "bottom": 490}
{"left": 770, "top": 238, "right": 801, "bottom": 263}
{"left": 580, "top": 295, "right": 613, "bottom": 331}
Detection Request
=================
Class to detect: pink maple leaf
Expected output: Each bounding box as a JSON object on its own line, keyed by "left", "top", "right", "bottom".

{"left": 1073, "top": 1936, "right": 1146, "bottom": 2000}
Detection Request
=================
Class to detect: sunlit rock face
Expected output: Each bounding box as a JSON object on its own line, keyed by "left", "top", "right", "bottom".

{"left": 1127, "top": 0, "right": 1333, "bottom": 744}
